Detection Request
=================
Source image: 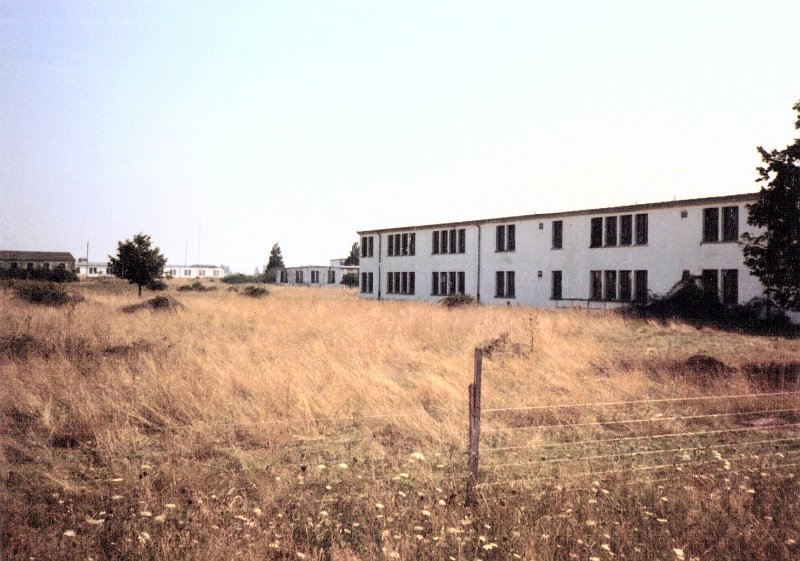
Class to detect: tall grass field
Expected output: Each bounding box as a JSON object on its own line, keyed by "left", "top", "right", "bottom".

{"left": 1, "top": 281, "right": 799, "bottom": 560}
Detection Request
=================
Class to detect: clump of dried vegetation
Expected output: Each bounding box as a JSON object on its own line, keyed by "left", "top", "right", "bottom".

{"left": 1, "top": 281, "right": 799, "bottom": 560}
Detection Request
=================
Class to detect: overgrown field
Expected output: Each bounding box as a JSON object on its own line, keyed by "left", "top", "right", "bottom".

{"left": 1, "top": 281, "right": 800, "bottom": 560}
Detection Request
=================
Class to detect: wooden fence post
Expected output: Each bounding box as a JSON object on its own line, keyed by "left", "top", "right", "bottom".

{"left": 466, "top": 347, "right": 483, "bottom": 506}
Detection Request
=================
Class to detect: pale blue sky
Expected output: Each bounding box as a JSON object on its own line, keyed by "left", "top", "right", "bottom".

{"left": 1, "top": 1, "right": 799, "bottom": 272}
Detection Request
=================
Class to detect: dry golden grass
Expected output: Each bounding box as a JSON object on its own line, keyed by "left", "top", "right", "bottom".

{"left": 1, "top": 280, "right": 799, "bottom": 560}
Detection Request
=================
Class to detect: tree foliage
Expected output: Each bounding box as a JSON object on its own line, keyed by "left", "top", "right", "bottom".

{"left": 108, "top": 233, "right": 167, "bottom": 297}
{"left": 742, "top": 101, "right": 800, "bottom": 311}
{"left": 264, "top": 243, "right": 285, "bottom": 283}
{"left": 344, "top": 242, "right": 360, "bottom": 266}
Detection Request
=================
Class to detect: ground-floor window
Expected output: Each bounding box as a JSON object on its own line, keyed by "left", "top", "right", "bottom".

{"left": 360, "top": 272, "right": 373, "bottom": 293}
{"left": 551, "top": 271, "right": 562, "bottom": 300}
{"left": 634, "top": 270, "right": 648, "bottom": 303}
{"left": 387, "top": 271, "right": 415, "bottom": 295}
{"left": 722, "top": 269, "right": 738, "bottom": 305}
{"left": 328, "top": 270, "right": 335, "bottom": 284}
{"left": 590, "top": 270, "right": 602, "bottom": 300}
{"left": 495, "top": 271, "right": 515, "bottom": 298}
{"left": 701, "top": 269, "right": 719, "bottom": 299}
{"left": 432, "top": 271, "right": 465, "bottom": 296}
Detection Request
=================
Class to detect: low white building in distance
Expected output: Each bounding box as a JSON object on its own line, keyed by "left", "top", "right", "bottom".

{"left": 356, "top": 193, "right": 767, "bottom": 308}
{"left": 164, "top": 264, "right": 225, "bottom": 280}
{"left": 75, "top": 258, "right": 113, "bottom": 278}
{"left": 278, "top": 259, "right": 359, "bottom": 287}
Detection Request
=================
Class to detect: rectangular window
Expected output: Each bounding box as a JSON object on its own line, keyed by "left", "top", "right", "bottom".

{"left": 635, "top": 214, "right": 648, "bottom": 245}
{"left": 702, "top": 269, "right": 719, "bottom": 299}
{"left": 368, "top": 237, "right": 374, "bottom": 257}
{"left": 722, "top": 206, "right": 739, "bottom": 242}
{"left": 605, "top": 216, "right": 618, "bottom": 246}
{"left": 401, "top": 272, "right": 408, "bottom": 294}
{"left": 394, "top": 235, "right": 401, "bottom": 257}
{"left": 495, "top": 271, "right": 505, "bottom": 297}
{"left": 446, "top": 229, "right": 454, "bottom": 254}
{"left": 394, "top": 272, "right": 400, "bottom": 294}
{"left": 361, "top": 273, "right": 368, "bottom": 293}
{"left": 496, "top": 225, "right": 505, "bottom": 252}
{"left": 368, "top": 272, "right": 373, "bottom": 293}
{"left": 440, "top": 271, "right": 448, "bottom": 295}
{"left": 457, "top": 271, "right": 465, "bottom": 294}
{"left": 401, "top": 233, "right": 408, "bottom": 255}
{"left": 361, "top": 237, "right": 374, "bottom": 257}
{"left": 311, "top": 271, "right": 318, "bottom": 283}
{"left": 590, "top": 270, "right": 602, "bottom": 300}
{"left": 409, "top": 272, "right": 416, "bottom": 295}
{"left": 448, "top": 271, "right": 456, "bottom": 295}
{"left": 507, "top": 225, "right": 515, "bottom": 251}
{"left": 634, "top": 270, "right": 648, "bottom": 303}
{"left": 590, "top": 217, "right": 603, "bottom": 248}
{"left": 458, "top": 229, "right": 466, "bottom": 253}
{"left": 432, "top": 272, "right": 439, "bottom": 295}
{"left": 551, "top": 271, "right": 562, "bottom": 300}
{"left": 387, "top": 272, "right": 394, "bottom": 294}
{"left": 506, "top": 271, "right": 515, "bottom": 298}
{"left": 387, "top": 234, "right": 394, "bottom": 256}
{"left": 10, "top": 262, "right": 17, "bottom": 269}
{"left": 432, "top": 231, "right": 440, "bottom": 254}
{"left": 409, "top": 233, "right": 416, "bottom": 255}
{"left": 722, "top": 269, "right": 738, "bottom": 305}
{"left": 328, "top": 270, "right": 335, "bottom": 284}
{"left": 620, "top": 215, "right": 633, "bottom": 246}
{"left": 619, "top": 270, "right": 632, "bottom": 301}
{"left": 703, "top": 208, "right": 719, "bottom": 242}
{"left": 27, "top": 263, "right": 33, "bottom": 271}
{"left": 441, "top": 229, "right": 449, "bottom": 254}
{"left": 552, "top": 221, "right": 563, "bottom": 249}
{"left": 604, "top": 270, "right": 617, "bottom": 300}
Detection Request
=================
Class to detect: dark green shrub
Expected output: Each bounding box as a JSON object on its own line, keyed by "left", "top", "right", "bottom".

{"left": 0, "top": 267, "right": 78, "bottom": 283}
{"left": 440, "top": 293, "right": 478, "bottom": 308}
{"left": 222, "top": 274, "right": 267, "bottom": 285}
{"left": 242, "top": 286, "right": 268, "bottom": 298}
{"left": 340, "top": 272, "right": 359, "bottom": 287}
{"left": 147, "top": 280, "right": 168, "bottom": 291}
{"left": 11, "top": 282, "right": 84, "bottom": 306}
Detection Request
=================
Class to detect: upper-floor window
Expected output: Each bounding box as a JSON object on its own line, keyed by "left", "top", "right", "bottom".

{"left": 552, "top": 221, "right": 563, "bottom": 249}
{"left": 590, "top": 218, "right": 602, "bottom": 248}
{"left": 605, "top": 216, "right": 618, "bottom": 246}
{"left": 723, "top": 206, "right": 739, "bottom": 242}
{"left": 387, "top": 233, "right": 415, "bottom": 256}
{"left": 635, "top": 214, "right": 648, "bottom": 245}
{"left": 703, "top": 208, "right": 719, "bottom": 242}
{"left": 702, "top": 206, "right": 737, "bottom": 243}
{"left": 360, "top": 236, "right": 375, "bottom": 257}
{"left": 496, "top": 225, "right": 515, "bottom": 252}
{"left": 620, "top": 215, "right": 633, "bottom": 245}
{"left": 432, "top": 228, "right": 466, "bottom": 254}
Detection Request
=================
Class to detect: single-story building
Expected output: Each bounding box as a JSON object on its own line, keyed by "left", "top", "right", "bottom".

{"left": 0, "top": 250, "right": 76, "bottom": 272}
{"left": 164, "top": 264, "right": 225, "bottom": 280}
{"left": 278, "top": 259, "right": 359, "bottom": 287}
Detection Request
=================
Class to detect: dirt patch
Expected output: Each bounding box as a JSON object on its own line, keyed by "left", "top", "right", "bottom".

{"left": 120, "top": 295, "right": 183, "bottom": 313}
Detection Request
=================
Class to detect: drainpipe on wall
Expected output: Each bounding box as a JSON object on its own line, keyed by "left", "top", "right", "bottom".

{"left": 377, "top": 234, "right": 382, "bottom": 300}
{"left": 476, "top": 224, "right": 481, "bottom": 302}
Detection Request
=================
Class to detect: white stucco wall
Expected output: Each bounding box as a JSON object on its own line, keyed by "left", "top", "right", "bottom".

{"left": 358, "top": 194, "right": 766, "bottom": 308}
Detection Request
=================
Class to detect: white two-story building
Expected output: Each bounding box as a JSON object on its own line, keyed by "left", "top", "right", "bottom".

{"left": 356, "top": 193, "right": 766, "bottom": 308}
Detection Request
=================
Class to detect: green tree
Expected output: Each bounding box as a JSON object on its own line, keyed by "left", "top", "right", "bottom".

{"left": 344, "top": 242, "right": 360, "bottom": 266}
{"left": 108, "top": 233, "right": 167, "bottom": 297}
{"left": 265, "top": 243, "right": 285, "bottom": 283}
{"left": 742, "top": 100, "right": 800, "bottom": 311}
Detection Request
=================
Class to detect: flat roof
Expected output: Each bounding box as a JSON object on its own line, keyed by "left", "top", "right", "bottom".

{"left": 356, "top": 192, "right": 759, "bottom": 235}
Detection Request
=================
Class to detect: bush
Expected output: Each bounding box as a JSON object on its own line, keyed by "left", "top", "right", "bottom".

{"left": 121, "top": 295, "right": 182, "bottom": 313}
{"left": 177, "top": 281, "right": 217, "bottom": 292}
{"left": 241, "top": 286, "right": 268, "bottom": 298}
{"left": 147, "top": 280, "right": 168, "bottom": 291}
{"left": 340, "top": 272, "right": 359, "bottom": 287}
{"left": 222, "top": 274, "right": 266, "bottom": 285}
{"left": 10, "top": 281, "right": 84, "bottom": 306}
{"left": 440, "top": 293, "right": 479, "bottom": 309}
{"left": 0, "top": 267, "right": 78, "bottom": 283}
